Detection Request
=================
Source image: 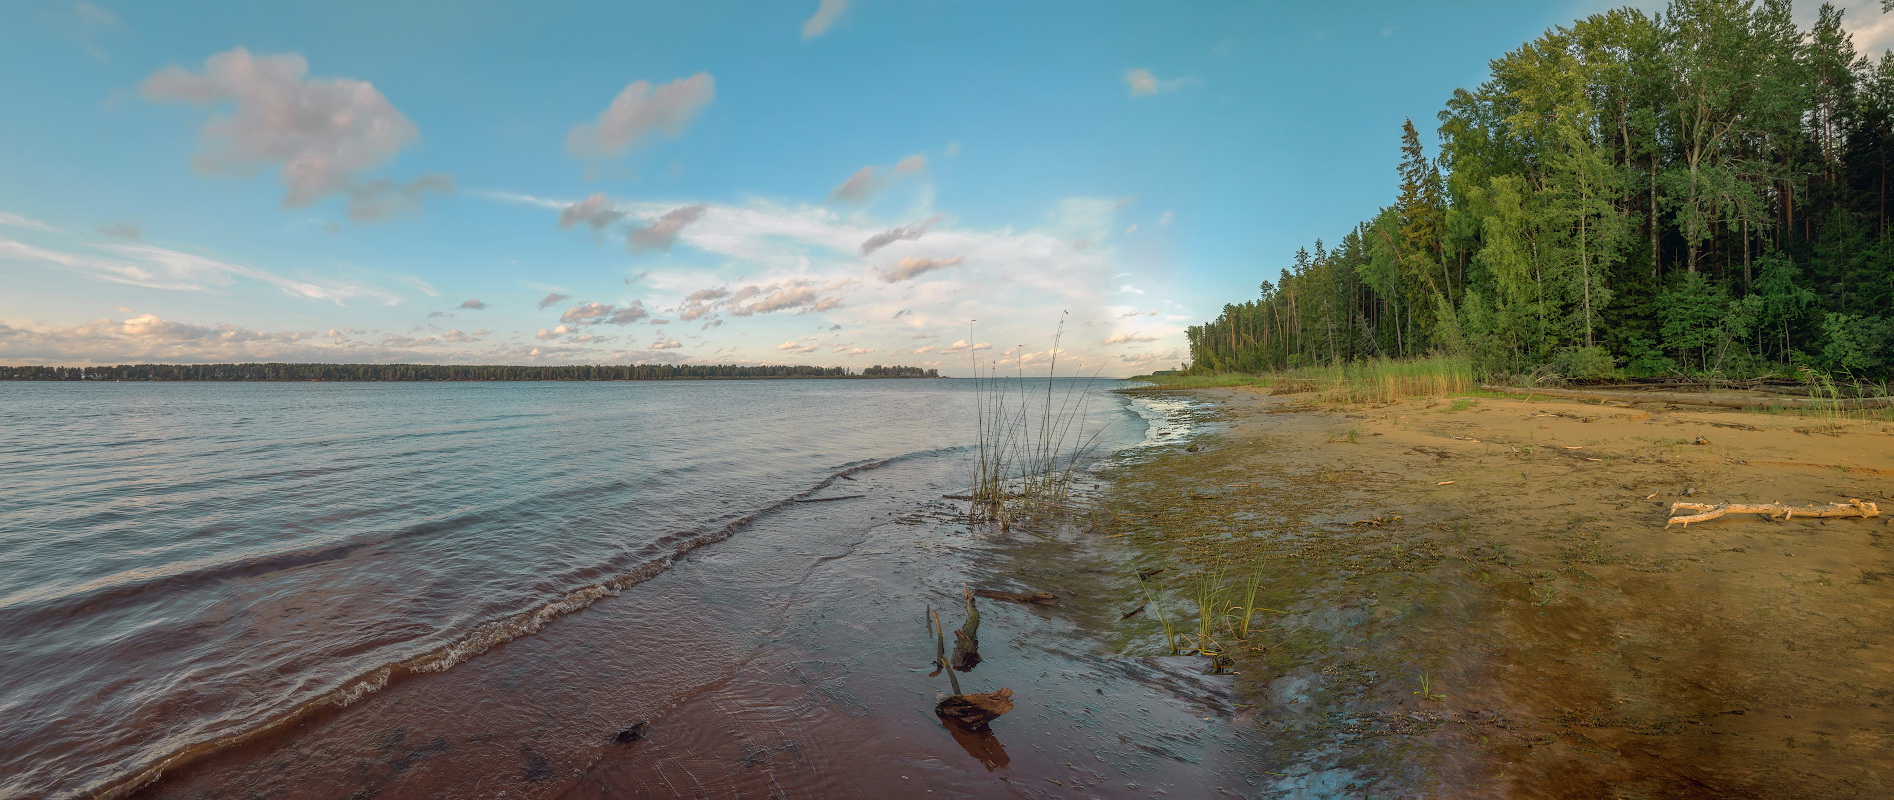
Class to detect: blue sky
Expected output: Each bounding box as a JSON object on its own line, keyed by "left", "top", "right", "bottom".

{"left": 4, "top": 0, "right": 1889, "bottom": 375}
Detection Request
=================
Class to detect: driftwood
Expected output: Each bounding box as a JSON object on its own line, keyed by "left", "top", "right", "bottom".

{"left": 972, "top": 589, "right": 1059, "bottom": 605}
{"left": 1666, "top": 499, "right": 1880, "bottom": 528}
{"left": 935, "top": 689, "right": 1015, "bottom": 731}
{"left": 1481, "top": 385, "right": 1894, "bottom": 411}
{"left": 950, "top": 587, "right": 981, "bottom": 672}
{"left": 927, "top": 608, "right": 960, "bottom": 694}
{"left": 793, "top": 494, "right": 865, "bottom": 503}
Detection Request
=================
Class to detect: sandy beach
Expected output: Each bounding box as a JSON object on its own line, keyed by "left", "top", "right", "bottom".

{"left": 1105, "top": 386, "right": 1894, "bottom": 798}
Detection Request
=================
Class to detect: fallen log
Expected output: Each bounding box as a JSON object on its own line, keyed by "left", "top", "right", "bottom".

{"left": 1666, "top": 499, "right": 1880, "bottom": 528}
{"left": 1482, "top": 385, "right": 1894, "bottom": 411}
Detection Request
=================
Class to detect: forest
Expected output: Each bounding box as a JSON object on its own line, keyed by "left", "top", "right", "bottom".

{"left": 1188, "top": 0, "right": 1894, "bottom": 381}
{"left": 0, "top": 363, "right": 941, "bottom": 381}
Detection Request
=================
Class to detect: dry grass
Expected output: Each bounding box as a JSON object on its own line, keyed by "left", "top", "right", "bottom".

{"left": 1130, "top": 355, "right": 1477, "bottom": 406}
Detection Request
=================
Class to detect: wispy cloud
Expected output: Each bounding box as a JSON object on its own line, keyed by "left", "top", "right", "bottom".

{"left": 566, "top": 74, "right": 716, "bottom": 161}
{"left": 879, "top": 255, "right": 963, "bottom": 282}
{"left": 628, "top": 204, "right": 708, "bottom": 253}
{"left": 1125, "top": 68, "right": 1200, "bottom": 97}
{"left": 1, "top": 236, "right": 401, "bottom": 304}
{"left": 558, "top": 193, "right": 626, "bottom": 230}
{"left": 801, "top": 0, "right": 851, "bottom": 40}
{"left": 0, "top": 212, "right": 64, "bottom": 233}
{"left": 559, "top": 300, "right": 648, "bottom": 325}
{"left": 860, "top": 215, "right": 939, "bottom": 255}
{"left": 830, "top": 153, "right": 929, "bottom": 204}
{"left": 474, "top": 191, "right": 1187, "bottom": 374}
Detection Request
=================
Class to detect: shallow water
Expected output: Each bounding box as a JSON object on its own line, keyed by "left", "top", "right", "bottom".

{"left": 0, "top": 379, "right": 1160, "bottom": 799}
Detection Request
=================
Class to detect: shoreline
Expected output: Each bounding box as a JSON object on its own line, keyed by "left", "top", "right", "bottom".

{"left": 129, "top": 388, "right": 1271, "bottom": 798}
{"left": 112, "top": 383, "right": 1894, "bottom": 797}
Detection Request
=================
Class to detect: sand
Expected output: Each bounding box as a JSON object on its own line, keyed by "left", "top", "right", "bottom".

{"left": 1102, "top": 387, "right": 1894, "bottom": 799}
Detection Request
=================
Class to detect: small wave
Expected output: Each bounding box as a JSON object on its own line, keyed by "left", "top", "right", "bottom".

{"left": 82, "top": 453, "right": 915, "bottom": 800}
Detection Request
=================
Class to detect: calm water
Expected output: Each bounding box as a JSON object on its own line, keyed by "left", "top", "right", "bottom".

{"left": 0, "top": 379, "right": 1152, "bottom": 799}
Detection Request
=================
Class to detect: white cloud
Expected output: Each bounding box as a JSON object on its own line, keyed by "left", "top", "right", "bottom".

{"left": 142, "top": 49, "right": 441, "bottom": 217}
{"left": 650, "top": 339, "right": 682, "bottom": 349}
{"left": 558, "top": 193, "right": 626, "bottom": 230}
{"left": 860, "top": 215, "right": 940, "bottom": 255}
{"left": 628, "top": 204, "right": 707, "bottom": 253}
{"left": 559, "top": 300, "right": 649, "bottom": 325}
{"left": 831, "top": 166, "right": 880, "bottom": 203}
{"left": 1124, "top": 68, "right": 1200, "bottom": 97}
{"left": 801, "top": 0, "right": 850, "bottom": 40}
{"left": 879, "top": 255, "right": 963, "bottom": 282}
{"left": 1103, "top": 331, "right": 1158, "bottom": 345}
{"left": 566, "top": 74, "right": 716, "bottom": 160}
{"left": 1158, "top": 210, "right": 1174, "bottom": 226}
{"left": 476, "top": 191, "right": 1188, "bottom": 375}
{"left": 830, "top": 153, "right": 929, "bottom": 205}
{"left": 0, "top": 313, "right": 656, "bottom": 367}
{"left": 0, "top": 236, "right": 401, "bottom": 304}
{"left": 0, "top": 212, "right": 63, "bottom": 233}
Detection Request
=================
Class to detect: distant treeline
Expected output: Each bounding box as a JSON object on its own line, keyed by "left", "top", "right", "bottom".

{"left": 0, "top": 363, "right": 942, "bottom": 382}
{"left": 1190, "top": 2, "right": 1894, "bottom": 380}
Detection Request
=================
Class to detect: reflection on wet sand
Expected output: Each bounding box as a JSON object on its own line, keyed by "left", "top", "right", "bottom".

{"left": 940, "top": 719, "right": 1010, "bottom": 771}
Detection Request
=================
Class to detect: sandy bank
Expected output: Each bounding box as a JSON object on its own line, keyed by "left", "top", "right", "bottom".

{"left": 1103, "top": 387, "right": 1894, "bottom": 798}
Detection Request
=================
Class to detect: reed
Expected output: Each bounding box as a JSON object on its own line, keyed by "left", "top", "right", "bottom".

{"left": 1132, "top": 355, "right": 1476, "bottom": 405}
{"left": 1137, "top": 573, "right": 1180, "bottom": 654}
{"left": 968, "top": 315, "right": 1107, "bottom": 527}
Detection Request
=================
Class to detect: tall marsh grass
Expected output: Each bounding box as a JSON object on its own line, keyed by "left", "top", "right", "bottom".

{"left": 1134, "top": 355, "right": 1476, "bottom": 405}
{"left": 969, "top": 317, "right": 1106, "bottom": 527}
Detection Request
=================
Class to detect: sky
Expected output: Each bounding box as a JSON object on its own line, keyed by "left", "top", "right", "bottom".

{"left": 4, "top": 0, "right": 1892, "bottom": 376}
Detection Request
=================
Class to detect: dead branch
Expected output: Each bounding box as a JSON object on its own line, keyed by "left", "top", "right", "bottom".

{"left": 936, "top": 689, "right": 1015, "bottom": 731}
{"left": 1666, "top": 499, "right": 1880, "bottom": 528}
{"left": 792, "top": 495, "right": 865, "bottom": 503}
{"left": 972, "top": 589, "right": 1059, "bottom": 605}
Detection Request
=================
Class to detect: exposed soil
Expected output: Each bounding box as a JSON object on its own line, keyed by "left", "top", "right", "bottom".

{"left": 1103, "top": 387, "right": 1894, "bottom": 798}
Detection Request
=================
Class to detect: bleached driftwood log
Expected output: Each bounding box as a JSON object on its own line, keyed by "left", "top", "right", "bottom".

{"left": 1666, "top": 499, "right": 1880, "bottom": 528}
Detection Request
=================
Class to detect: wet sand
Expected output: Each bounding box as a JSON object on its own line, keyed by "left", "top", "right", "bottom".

{"left": 135, "top": 437, "right": 1267, "bottom": 799}
{"left": 1103, "top": 387, "right": 1894, "bottom": 798}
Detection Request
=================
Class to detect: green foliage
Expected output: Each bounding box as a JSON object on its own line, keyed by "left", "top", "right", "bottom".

{"left": 1818, "top": 313, "right": 1894, "bottom": 373}
{"left": 1187, "top": 2, "right": 1892, "bottom": 380}
{"left": 1549, "top": 346, "right": 1619, "bottom": 381}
